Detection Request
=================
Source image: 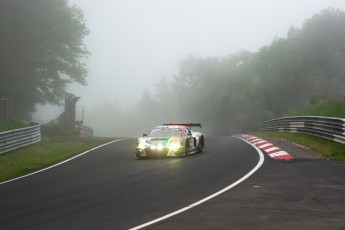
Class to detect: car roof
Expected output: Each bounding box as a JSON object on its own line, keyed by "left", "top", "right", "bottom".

{"left": 152, "top": 125, "right": 184, "bottom": 130}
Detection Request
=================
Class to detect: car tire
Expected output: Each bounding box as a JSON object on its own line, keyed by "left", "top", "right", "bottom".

{"left": 198, "top": 143, "right": 204, "bottom": 153}
{"left": 198, "top": 135, "right": 205, "bottom": 153}
{"left": 135, "top": 152, "right": 143, "bottom": 160}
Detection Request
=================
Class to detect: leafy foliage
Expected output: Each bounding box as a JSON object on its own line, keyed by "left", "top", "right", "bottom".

{"left": 288, "top": 98, "right": 345, "bottom": 118}
{"left": 150, "top": 8, "right": 345, "bottom": 135}
{"left": 0, "top": 0, "right": 89, "bottom": 119}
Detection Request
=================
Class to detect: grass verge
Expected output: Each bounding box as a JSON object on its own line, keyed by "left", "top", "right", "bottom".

{"left": 0, "top": 119, "right": 28, "bottom": 132}
{"left": 259, "top": 131, "right": 345, "bottom": 161}
{"left": 0, "top": 136, "right": 117, "bottom": 183}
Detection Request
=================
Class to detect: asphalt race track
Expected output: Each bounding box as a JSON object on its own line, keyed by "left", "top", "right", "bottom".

{"left": 0, "top": 137, "right": 344, "bottom": 230}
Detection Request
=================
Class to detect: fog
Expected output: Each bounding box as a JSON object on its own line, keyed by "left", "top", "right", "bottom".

{"left": 33, "top": 0, "right": 345, "bottom": 137}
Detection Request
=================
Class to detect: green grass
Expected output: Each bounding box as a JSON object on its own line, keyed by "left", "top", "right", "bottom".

{"left": 0, "top": 119, "right": 28, "bottom": 132}
{"left": 259, "top": 131, "right": 345, "bottom": 161}
{"left": 0, "top": 136, "right": 117, "bottom": 183}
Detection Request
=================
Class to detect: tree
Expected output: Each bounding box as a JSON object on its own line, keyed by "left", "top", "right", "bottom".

{"left": 298, "top": 8, "right": 345, "bottom": 98}
{"left": 134, "top": 8, "right": 345, "bottom": 135}
{"left": 0, "top": 0, "right": 89, "bottom": 119}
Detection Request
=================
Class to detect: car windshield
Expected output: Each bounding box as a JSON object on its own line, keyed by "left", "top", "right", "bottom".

{"left": 149, "top": 128, "right": 181, "bottom": 138}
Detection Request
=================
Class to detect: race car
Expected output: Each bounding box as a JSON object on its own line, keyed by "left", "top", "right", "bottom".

{"left": 135, "top": 123, "right": 204, "bottom": 159}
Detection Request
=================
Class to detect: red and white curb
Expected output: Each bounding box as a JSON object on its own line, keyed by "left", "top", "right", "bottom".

{"left": 237, "top": 134, "right": 293, "bottom": 160}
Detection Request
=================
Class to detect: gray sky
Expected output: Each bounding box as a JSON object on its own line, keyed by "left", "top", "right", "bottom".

{"left": 34, "top": 0, "right": 345, "bottom": 122}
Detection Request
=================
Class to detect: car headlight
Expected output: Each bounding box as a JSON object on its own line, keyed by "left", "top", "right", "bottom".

{"left": 138, "top": 143, "right": 146, "bottom": 149}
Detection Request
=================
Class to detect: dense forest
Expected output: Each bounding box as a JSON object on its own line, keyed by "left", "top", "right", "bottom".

{"left": 84, "top": 8, "right": 345, "bottom": 137}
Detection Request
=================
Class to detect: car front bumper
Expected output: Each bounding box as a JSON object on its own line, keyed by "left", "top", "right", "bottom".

{"left": 135, "top": 146, "right": 184, "bottom": 158}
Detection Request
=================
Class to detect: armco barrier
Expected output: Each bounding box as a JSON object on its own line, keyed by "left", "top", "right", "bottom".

{"left": 0, "top": 123, "right": 41, "bottom": 154}
{"left": 256, "top": 116, "right": 345, "bottom": 144}
{"left": 77, "top": 124, "right": 94, "bottom": 137}
{"left": 82, "top": 125, "right": 94, "bottom": 137}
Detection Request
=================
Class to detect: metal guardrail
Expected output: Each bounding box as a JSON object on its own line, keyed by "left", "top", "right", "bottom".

{"left": 0, "top": 123, "right": 41, "bottom": 154}
{"left": 256, "top": 116, "right": 345, "bottom": 144}
{"left": 77, "top": 123, "right": 94, "bottom": 137}
{"left": 82, "top": 126, "right": 94, "bottom": 137}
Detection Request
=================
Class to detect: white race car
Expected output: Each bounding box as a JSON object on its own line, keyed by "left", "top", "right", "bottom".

{"left": 135, "top": 123, "right": 204, "bottom": 159}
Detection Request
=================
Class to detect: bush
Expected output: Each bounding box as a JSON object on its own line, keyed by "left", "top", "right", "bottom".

{"left": 288, "top": 97, "right": 345, "bottom": 118}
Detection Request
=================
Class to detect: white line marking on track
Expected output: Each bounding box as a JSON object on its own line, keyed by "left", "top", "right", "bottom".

{"left": 251, "top": 138, "right": 262, "bottom": 143}
{"left": 129, "top": 137, "right": 265, "bottom": 230}
{"left": 0, "top": 138, "right": 126, "bottom": 185}
{"left": 256, "top": 140, "right": 267, "bottom": 145}
{"left": 268, "top": 151, "right": 289, "bottom": 157}
{"left": 257, "top": 143, "right": 271, "bottom": 148}
{"left": 264, "top": 147, "right": 280, "bottom": 152}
